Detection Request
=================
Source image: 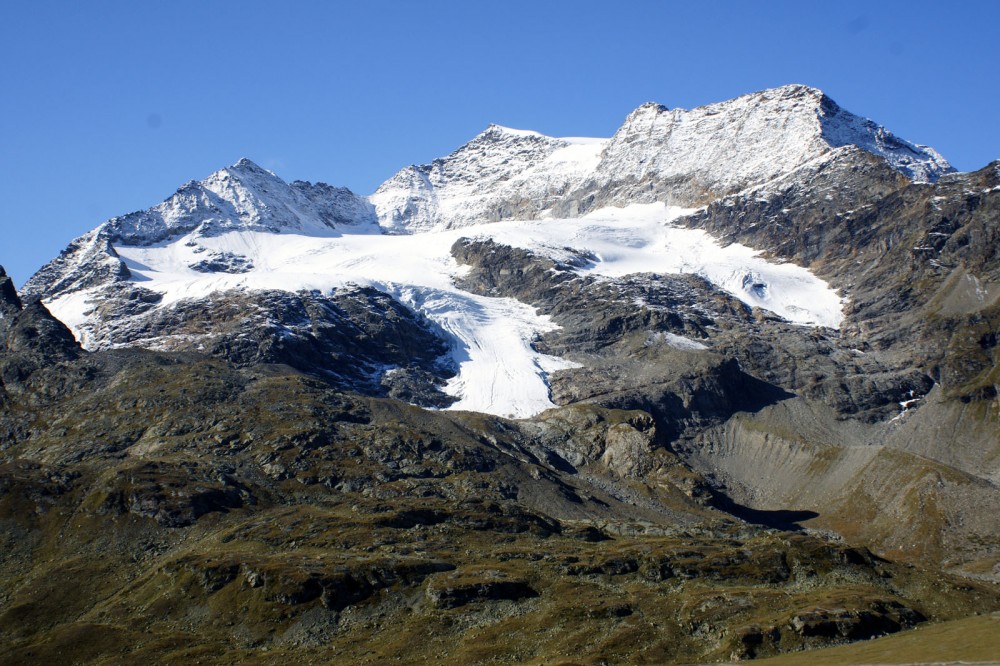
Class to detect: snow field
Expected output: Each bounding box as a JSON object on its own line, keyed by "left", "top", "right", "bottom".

{"left": 48, "top": 203, "right": 844, "bottom": 418}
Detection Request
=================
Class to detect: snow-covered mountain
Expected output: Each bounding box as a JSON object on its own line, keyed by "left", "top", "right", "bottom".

{"left": 371, "top": 125, "right": 606, "bottom": 233}
{"left": 20, "top": 85, "right": 953, "bottom": 418}
{"left": 10, "top": 77, "right": 1000, "bottom": 666}
{"left": 108, "top": 157, "right": 379, "bottom": 245}
{"left": 372, "top": 84, "right": 952, "bottom": 233}
{"left": 9, "top": 85, "right": 1000, "bottom": 659}
{"left": 24, "top": 158, "right": 378, "bottom": 303}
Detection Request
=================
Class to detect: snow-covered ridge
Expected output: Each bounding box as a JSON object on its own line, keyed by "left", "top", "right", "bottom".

{"left": 21, "top": 159, "right": 378, "bottom": 302}
{"left": 814, "top": 91, "right": 951, "bottom": 183}
{"left": 26, "top": 84, "right": 952, "bottom": 305}
{"left": 104, "top": 158, "right": 378, "bottom": 245}
{"left": 371, "top": 124, "right": 607, "bottom": 233}
{"left": 374, "top": 84, "right": 953, "bottom": 234}
{"left": 597, "top": 85, "right": 952, "bottom": 190}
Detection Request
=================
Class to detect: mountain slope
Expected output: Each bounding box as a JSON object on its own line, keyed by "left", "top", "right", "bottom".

{"left": 4, "top": 85, "right": 1000, "bottom": 664}
{"left": 0, "top": 297, "right": 997, "bottom": 665}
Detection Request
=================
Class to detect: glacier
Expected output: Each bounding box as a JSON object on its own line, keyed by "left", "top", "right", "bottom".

{"left": 45, "top": 202, "right": 844, "bottom": 419}
{"left": 27, "top": 84, "right": 948, "bottom": 419}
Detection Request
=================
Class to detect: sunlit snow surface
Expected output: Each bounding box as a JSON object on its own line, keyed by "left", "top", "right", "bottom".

{"left": 51, "top": 204, "right": 844, "bottom": 418}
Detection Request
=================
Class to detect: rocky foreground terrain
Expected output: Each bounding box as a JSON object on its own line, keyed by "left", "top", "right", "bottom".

{"left": 1, "top": 85, "right": 999, "bottom": 664}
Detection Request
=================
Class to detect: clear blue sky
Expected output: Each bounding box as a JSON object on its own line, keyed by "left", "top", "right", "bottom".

{"left": 2, "top": 1, "right": 998, "bottom": 286}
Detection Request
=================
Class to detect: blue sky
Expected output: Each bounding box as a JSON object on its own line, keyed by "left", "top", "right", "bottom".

{"left": 2, "top": 0, "right": 998, "bottom": 286}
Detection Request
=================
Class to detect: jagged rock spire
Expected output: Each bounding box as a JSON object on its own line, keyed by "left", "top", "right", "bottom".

{"left": 0, "top": 265, "right": 23, "bottom": 320}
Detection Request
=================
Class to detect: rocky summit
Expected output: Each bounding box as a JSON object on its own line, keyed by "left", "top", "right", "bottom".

{"left": 2, "top": 85, "right": 999, "bottom": 665}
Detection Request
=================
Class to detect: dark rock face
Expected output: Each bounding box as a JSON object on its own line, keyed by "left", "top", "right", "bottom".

{"left": 684, "top": 159, "right": 1000, "bottom": 376}
{"left": 64, "top": 284, "right": 457, "bottom": 407}
{"left": 681, "top": 147, "right": 911, "bottom": 267}
{"left": 3, "top": 303, "right": 80, "bottom": 361}
{"left": 697, "top": 160, "right": 999, "bottom": 378}
{"left": 0, "top": 269, "right": 81, "bottom": 391}
{"left": 0, "top": 267, "right": 22, "bottom": 320}
{"left": 189, "top": 250, "right": 254, "bottom": 273}
{"left": 789, "top": 600, "right": 926, "bottom": 641}
{"left": 95, "top": 461, "right": 251, "bottom": 527}
{"left": 425, "top": 572, "right": 538, "bottom": 608}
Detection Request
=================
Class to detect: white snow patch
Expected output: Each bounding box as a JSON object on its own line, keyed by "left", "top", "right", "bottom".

{"left": 467, "top": 203, "right": 845, "bottom": 328}
{"left": 489, "top": 125, "right": 544, "bottom": 138}
{"left": 646, "top": 331, "right": 709, "bottom": 351}
{"left": 43, "top": 288, "right": 99, "bottom": 346}
{"left": 71, "top": 227, "right": 581, "bottom": 419}
{"left": 890, "top": 390, "right": 923, "bottom": 423}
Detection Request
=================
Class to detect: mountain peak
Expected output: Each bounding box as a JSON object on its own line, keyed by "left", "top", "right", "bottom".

{"left": 731, "top": 85, "right": 952, "bottom": 180}
{"left": 602, "top": 84, "right": 952, "bottom": 191}
{"left": 232, "top": 156, "right": 262, "bottom": 169}
{"left": 206, "top": 157, "right": 281, "bottom": 186}
{"left": 621, "top": 102, "right": 669, "bottom": 123}
{"left": 373, "top": 86, "right": 954, "bottom": 234}
{"left": 373, "top": 123, "right": 578, "bottom": 232}
{"left": 482, "top": 124, "right": 545, "bottom": 139}
{"left": 764, "top": 82, "right": 824, "bottom": 98}
{"left": 226, "top": 157, "right": 274, "bottom": 176}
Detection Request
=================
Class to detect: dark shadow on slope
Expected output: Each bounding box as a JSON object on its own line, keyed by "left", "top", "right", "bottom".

{"left": 709, "top": 490, "right": 819, "bottom": 532}
{"left": 542, "top": 450, "right": 578, "bottom": 474}
{"left": 730, "top": 371, "right": 797, "bottom": 414}
{"left": 615, "top": 362, "right": 798, "bottom": 448}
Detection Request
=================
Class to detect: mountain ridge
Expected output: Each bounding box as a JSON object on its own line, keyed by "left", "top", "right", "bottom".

{"left": 372, "top": 83, "right": 953, "bottom": 234}
{"left": 23, "top": 84, "right": 952, "bottom": 319}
